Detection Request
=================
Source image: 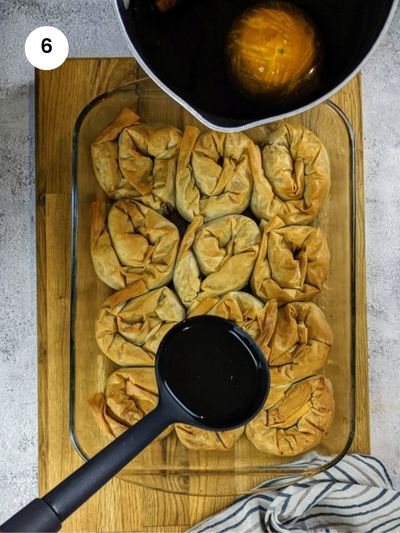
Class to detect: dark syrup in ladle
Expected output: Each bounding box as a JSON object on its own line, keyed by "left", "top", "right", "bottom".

{"left": 158, "top": 316, "right": 268, "bottom": 428}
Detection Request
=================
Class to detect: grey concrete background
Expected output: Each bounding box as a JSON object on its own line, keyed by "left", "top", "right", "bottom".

{"left": 0, "top": 0, "right": 399, "bottom": 523}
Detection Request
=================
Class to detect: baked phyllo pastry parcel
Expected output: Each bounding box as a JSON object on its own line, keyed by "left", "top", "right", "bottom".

{"left": 91, "top": 200, "right": 180, "bottom": 291}
{"left": 246, "top": 375, "right": 334, "bottom": 456}
{"left": 96, "top": 286, "right": 185, "bottom": 366}
{"left": 268, "top": 302, "right": 333, "bottom": 385}
{"left": 176, "top": 127, "right": 255, "bottom": 222}
{"left": 251, "top": 217, "right": 330, "bottom": 304}
{"left": 89, "top": 367, "right": 173, "bottom": 440}
{"left": 91, "top": 108, "right": 182, "bottom": 213}
{"left": 173, "top": 214, "right": 261, "bottom": 308}
{"left": 188, "top": 291, "right": 277, "bottom": 359}
{"left": 250, "top": 123, "right": 330, "bottom": 225}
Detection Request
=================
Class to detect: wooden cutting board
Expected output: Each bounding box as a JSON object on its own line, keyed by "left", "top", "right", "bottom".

{"left": 36, "top": 58, "right": 370, "bottom": 532}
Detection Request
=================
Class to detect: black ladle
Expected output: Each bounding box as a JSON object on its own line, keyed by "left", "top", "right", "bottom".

{"left": 1, "top": 316, "right": 270, "bottom": 533}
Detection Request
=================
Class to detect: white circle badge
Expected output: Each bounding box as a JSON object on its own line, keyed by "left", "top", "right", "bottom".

{"left": 25, "top": 26, "right": 69, "bottom": 70}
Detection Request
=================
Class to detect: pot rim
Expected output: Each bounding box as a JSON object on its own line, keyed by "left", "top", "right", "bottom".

{"left": 113, "top": 0, "right": 399, "bottom": 132}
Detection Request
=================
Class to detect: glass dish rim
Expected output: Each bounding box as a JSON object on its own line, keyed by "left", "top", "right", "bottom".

{"left": 69, "top": 78, "right": 357, "bottom": 494}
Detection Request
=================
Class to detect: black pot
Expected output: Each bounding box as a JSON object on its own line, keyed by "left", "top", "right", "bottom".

{"left": 113, "top": 0, "right": 398, "bottom": 131}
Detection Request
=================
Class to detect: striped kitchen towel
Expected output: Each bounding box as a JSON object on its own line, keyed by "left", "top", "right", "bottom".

{"left": 189, "top": 455, "right": 400, "bottom": 533}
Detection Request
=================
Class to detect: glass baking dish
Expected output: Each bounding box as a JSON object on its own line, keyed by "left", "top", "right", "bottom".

{"left": 70, "top": 78, "right": 355, "bottom": 496}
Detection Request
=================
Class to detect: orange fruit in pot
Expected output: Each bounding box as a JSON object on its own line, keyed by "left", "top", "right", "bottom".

{"left": 226, "top": 2, "right": 321, "bottom": 98}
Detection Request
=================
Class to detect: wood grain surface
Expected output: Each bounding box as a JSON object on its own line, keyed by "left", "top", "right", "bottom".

{"left": 36, "top": 59, "right": 369, "bottom": 532}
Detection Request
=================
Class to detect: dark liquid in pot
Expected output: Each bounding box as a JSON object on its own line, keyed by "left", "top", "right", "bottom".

{"left": 122, "top": 0, "right": 393, "bottom": 126}
{"left": 129, "top": 0, "right": 324, "bottom": 119}
{"left": 157, "top": 318, "right": 268, "bottom": 428}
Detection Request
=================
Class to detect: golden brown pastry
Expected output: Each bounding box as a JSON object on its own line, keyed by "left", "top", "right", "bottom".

{"left": 91, "top": 109, "right": 182, "bottom": 213}
{"left": 249, "top": 123, "right": 330, "bottom": 225}
{"left": 175, "top": 424, "right": 244, "bottom": 451}
{"left": 246, "top": 375, "right": 334, "bottom": 456}
{"left": 251, "top": 217, "right": 330, "bottom": 304}
{"left": 175, "top": 126, "right": 254, "bottom": 222}
{"left": 188, "top": 291, "right": 277, "bottom": 358}
{"left": 91, "top": 108, "right": 140, "bottom": 198}
{"left": 96, "top": 286, "right": 185, "bottom": 366}
{"left": 268, "top": 302, "right": 333, "bottom": 385}
{"left": 89, "top": 367, "right": 173, "bottom": 440}
{"left": 173, "top": 214, "right": 261, "bottom": 308}
{"left": 91, "top": 200, "right": 180, "bottom": 290}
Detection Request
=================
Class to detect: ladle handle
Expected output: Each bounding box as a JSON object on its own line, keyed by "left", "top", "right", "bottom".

{"left": 0, "top": 404, "right": 172, "bottom": 532}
